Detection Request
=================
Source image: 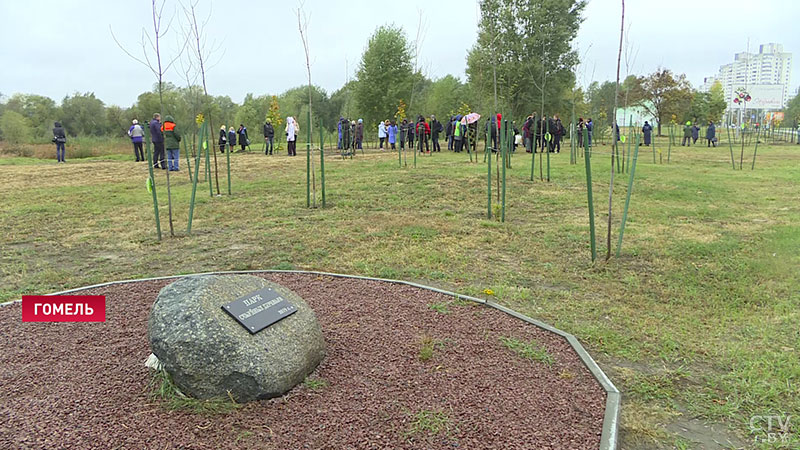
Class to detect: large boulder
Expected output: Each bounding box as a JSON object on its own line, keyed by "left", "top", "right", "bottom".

{"left": 148, "top": 274, "right": 325, "bottom": 402}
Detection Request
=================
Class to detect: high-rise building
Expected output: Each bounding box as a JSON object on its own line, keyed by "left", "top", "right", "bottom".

{"left": 702, "top": 43, "right": 792, "bottom": 112}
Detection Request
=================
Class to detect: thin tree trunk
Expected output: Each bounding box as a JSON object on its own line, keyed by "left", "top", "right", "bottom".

{"left": 153, "top": 0, "right": 174, "bottom": 237}
{"left": 607, "top": 0, "right": 625, "bottom": 260}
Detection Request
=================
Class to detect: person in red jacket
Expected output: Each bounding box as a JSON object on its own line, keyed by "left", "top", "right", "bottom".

{"left": 416, "top": 115, "right": 431, "bottom": 153}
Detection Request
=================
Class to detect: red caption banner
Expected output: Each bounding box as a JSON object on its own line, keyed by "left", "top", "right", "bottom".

{"left": 21, "top": 295, "right": 106, "bottom": 322}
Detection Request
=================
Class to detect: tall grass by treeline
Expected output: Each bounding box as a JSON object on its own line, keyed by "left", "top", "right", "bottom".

{"left": 0, "top": 136, "right": 131, "bottom": 160}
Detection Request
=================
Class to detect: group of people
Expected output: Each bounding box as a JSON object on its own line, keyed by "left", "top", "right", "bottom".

{"left": 376, "top": 115, "right": 445, "bottom": 153}
{"left": 681, "top": 121, "right": 717, "bottom": 147}
{"left": 143, "top": 114, "right": 182, "bottom": 171}
{"left": 339, "top": 118, "right": 365, "bottom": 152}
{"left": 520, "top": 114, "right": 573, "bottom": 154}
{"left": 217, "top": 125, "right": 250, "bottom": 154}
{"left": 119, "top": 114, "right": 184, "bottom": 170}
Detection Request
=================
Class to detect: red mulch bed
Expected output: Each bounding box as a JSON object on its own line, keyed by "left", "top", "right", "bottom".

{"left": 0, "top": 273, "right": 605, "bottom": 449}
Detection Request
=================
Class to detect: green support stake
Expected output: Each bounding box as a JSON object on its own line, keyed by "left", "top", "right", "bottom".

{"left": 501, "top": 119, "right": 507, "bottom": 223}
{"left": 616, "top": 130, "right": 640, "bottom": 257}
{"left": 398, "top": 132, "right": 402, "bottom": 167}
{"left": 530, "top": 128, "right": 536, "bottom": 181}
{"left": 507, "top": 121, "right": 513, "bottom": 169}
{"left": 627, "top": 118, "right": 633, "bottom": 171}
{"left": 187, "top": 122, "right": 205, "bottom": 234}
{"left": 226, "top": 126, "right": 231, "bottom": 195}
{"left": 751, "top": 126, "right": 761, "bottom": 170}
{"left": 652, "top": 122, "right": 657, "bottom": 161}
{"left": 583, "top": 128, "right": 596, "bottom": 262}
{"left": 320, "top": 118, "right": 326, "bottom": 207}
{"left": 667, "top": 124, "right": 672, "bottom": 164}
{"left": 413, "top": 131, "right": 417, "bottom": 168}
{"left": 467, "top": 121, "right": 473, "bottom": 163}
{"left": 183, "top": 138, "right": 192, "bottom": 182}
{"left": 652, "top": 128, "right": 656, "bottom": 164}
{"left": 487, "top": 124, "right": 492, "bottom": 219}
{"left": 571, "top": 110, "right": 577, "bottom": 165}
{"left": 143, "top": 125, "right": 162, "bottom": 241}
{"left": 726, "top": 122, "right": 735, "bottom": 169}
{"left": 739, "top": 125, "right": 746, "bottom": 170}
{"left": 306, "top": 134, "right": 310, "bottom": 208}
{"left": 206, "top": 133, "right": 212, "bottom": 197}
{"left": 546, "top": 140, "right": 551, "bottom": 182}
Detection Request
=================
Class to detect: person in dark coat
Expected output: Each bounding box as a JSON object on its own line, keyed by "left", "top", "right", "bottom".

{"left": 614, "top": 123, "right": 620, "bottom": 143}
{"left": 706, "top": 121, "right": 716, "bottom": 147}
{"left": 228, "top": 127, "right": 237, "bottom": 152}
{"left": 338, "top": 117, "right": 349, "bottom": 150}
{"left": 406, "top": 118, "right": 415, "bottom": 150}
{"left": 552, "top": 114, "right": 564, "bottom": 153}
{"left": 691, "top": 123, "right": 700, "bottom": 144}
{"left": 416, "top": 115, "right": 431, "bottom": 153}
{"left": 445, "top": 116, "right": 454, "bottom": 150}
{"left": 484, "top": 116, "right": 497, "bottom": 152}
{"left": 430, "top": 115, "right": 443, "bottom": 152}
{"left": 52, "top": 121, "right": 67, "bottom": 163}
{"left": 534, "top": 115, "right": 543, "bottom": 153}
{"left": 682, "top": 121, "right": 692, "bottom": 146}
{"left": 341, "top": 118, "right": 352, "bottom": 155}
{"left": 577, "top": 117, "right": 585, "bottom": 148}
{"left": 356, "top": 119, "right": 364, "bottom": 149}
{"left": 238, "top": 124, "right": 249, "bottom": 152}
{"left": 149, "top": 113, "right": 165, "bottom": 169}
{"left": 522, "top": 115, "right": 534, "bottom": 153}
{"left": 263, "top": 120, "right": 275, "bottom": 155}
{"left": 399, "top": 119, "right": 408, "bottom": 150}
{"left": 543, "top": 116, "right": 552, "bottom": 152}
{"left": 219, "top": 125, "right": 227, "bottom": 153}
{"left": 586, "top": 118, "right": 593, "bottom": 147}
{"left": 642, "top": 121, "right": 653, "bottom": 146}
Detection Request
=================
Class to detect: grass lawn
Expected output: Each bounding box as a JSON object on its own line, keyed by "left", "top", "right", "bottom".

{"left": 1, "top": 136, "right": 798, "bottom": 449}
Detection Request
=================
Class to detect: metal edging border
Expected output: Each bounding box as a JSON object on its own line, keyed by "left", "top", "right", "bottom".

{"left": 1, "top": 269, "right": 619, "bottom": 450}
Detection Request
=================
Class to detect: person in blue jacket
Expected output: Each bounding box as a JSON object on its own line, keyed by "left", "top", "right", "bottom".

{"left": 387, "top": 120, "right": 398, "bottom": 149}
{"left": 128, "top": 119, "right": 145, "bottom": 161}
{"left": 228, "top": 127, "right": 237, "bottom": 153}
{"left": 337, "top": 117, "right": 344, "bottom": 149}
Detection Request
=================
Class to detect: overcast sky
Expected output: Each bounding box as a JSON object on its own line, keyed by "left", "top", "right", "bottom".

{"left": 1, "top": 0, "right": 798, "bottom": 107}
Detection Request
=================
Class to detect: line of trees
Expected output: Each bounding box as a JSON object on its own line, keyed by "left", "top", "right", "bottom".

{"left": 1, "top": 0, "right": 794, "bottom": 149}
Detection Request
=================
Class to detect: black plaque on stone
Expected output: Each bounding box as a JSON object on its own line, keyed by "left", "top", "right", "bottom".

{"left": 221, "top": 287, "right": 297, "bottom": 334}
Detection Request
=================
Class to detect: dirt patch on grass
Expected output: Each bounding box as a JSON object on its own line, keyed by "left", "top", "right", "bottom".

{"left": 0, "top": 273, "right": 606, "bottom": 449}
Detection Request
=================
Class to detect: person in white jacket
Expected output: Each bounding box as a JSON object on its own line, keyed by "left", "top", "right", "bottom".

{"left": 285, "top": 116, "right": 299, "bottom": 156}
{"left": 378, "top": 120, "right": 387, "bottom": 149}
